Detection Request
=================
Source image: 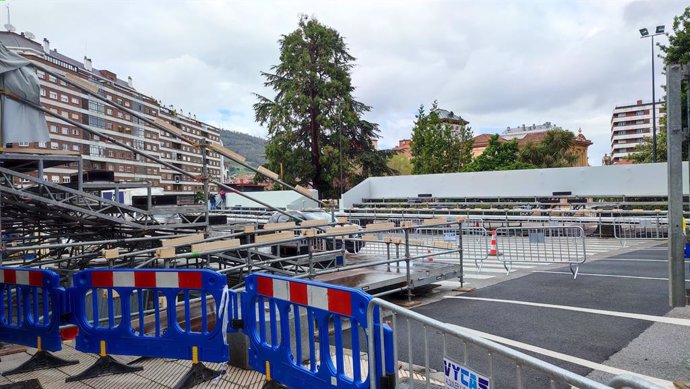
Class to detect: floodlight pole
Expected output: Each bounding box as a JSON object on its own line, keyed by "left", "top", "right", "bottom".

{"left": 651, "top": 34, "right": 657, "bottom": 163}
{"left": 640, "top": 27, "right": 664, "bottom": 163}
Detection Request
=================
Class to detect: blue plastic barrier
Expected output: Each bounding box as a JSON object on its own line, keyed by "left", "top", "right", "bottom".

{"left": 243, "top": 273, "right": 395, "bottom": 389}
{"left": 0, "top": 266, "right": 65, "bottom": 351}
{"left": 69, "top": 268, "right": 236, "bottom": 362}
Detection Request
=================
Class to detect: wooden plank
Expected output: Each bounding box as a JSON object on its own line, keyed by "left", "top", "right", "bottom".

{"left": 64, "top": 72, "right": 100, "bottom": 93}
{"left": 156, "top": 247, "right": 176, "bottom": 259}
{"left": 326, "top": 225, "right": 360, "bottom": 234}
{"left": 154, "top": 117, "right": 187, "bottom": 139}
{"left": 209, "top": 143, "right": 247, "bottom": 162}
{"left": 257, "top": 166, "right": 279, "bottom": 180}
{"left": 364, "top": 222, "right": 394, "bottom": 231}
{"left": 455, "top": 216, "right": 466, "bottom": 224}
{"left": 302, "top": 228, "right": 318, "bottom": 237}
{"left": 336, "top": 216, "right": 349, "bottom": 224}
{"left": 243, "top": 225, "right": 256, "bottom": 233}
{"left": 400, "top": 221, "right": 414, "bottom": 228}
{"left": 301, "top": 219, "right": 329, "bottom": 227}
{"left": 363, "top": 235, "right": 379, "bottom": 241}
{"left": 423, "top": 218, "right": 447, "bottom": 225}
{"left": 264, "top": 221, "right": 296, "bottom": 230}
{"left": 102, "top": 248, "right": 120, "bottom": 259}
{"left": 295, "top": 185, "right": 315, "bottom": 198}
{"left": 433, "top": 241, "right": 456, "bottom": 249}
{"left": 191, "top": 239, "right": 241, "bottom": 253}
{"left": 255, "top": 231, "right": 295, "bottom": 244}
{"left": 161, "top": 233, "right": 205, "bottom": 247}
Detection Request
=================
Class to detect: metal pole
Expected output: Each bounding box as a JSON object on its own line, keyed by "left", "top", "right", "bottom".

{"left": 652, "top": 35, "right": 657, "bottom": 163}
{"left": 404, "top": 228, "right": 411, "bottom": 302}
{"left": 339, "top": 124, "right": 343, "bottom": 198}
{"left": 200, "top": 140, "right": 210, "bottom": 233}
{"left": 666, "top": 63, "right": 686, "bottom": 307}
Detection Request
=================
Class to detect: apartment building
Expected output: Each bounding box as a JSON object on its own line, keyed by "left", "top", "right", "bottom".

{"left": 610, "top": 99, "right": 665, "bottom": 163}
{"left": 0, "top": 31, "right": 222, "bottom": 193}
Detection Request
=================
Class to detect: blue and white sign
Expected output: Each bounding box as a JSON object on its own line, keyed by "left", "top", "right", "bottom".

{"left": 444, "top": 357, "right": 490, "bottom": 389}
{"left": 443, "top": 232, "right": 457, "bottom": 242}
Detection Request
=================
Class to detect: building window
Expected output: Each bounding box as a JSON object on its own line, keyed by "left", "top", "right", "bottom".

{"left": 18, "top": 141, "right": 29, "bottom": 147}
{"left": 38, "top": 142, "right": 47, "bottom": 148}
{"left": 89, "top": 101, "right": 105, "bottom": 114}
{"left": 71, "top": 113, "right": 80, "bottom": 120}
{"left": 37, "top": 70, "right": 45, "bottom": 78}
{"left": 48, "top": 75, "right": 56, "bottom": 82}
{"left": 50, "top": 142, "right": 58, "bottom": 149}
{"left": 72, "top": 129, "right": 79, "bottom": 135}
{"left": 71, "top": 97, "right": 79, "bottom": 104}
{"left": 49, "top": 91, "right": 57, "bottom": 99}
{"left": 72, "top": 145, "right": 80, "bottom": 152}
{"left": 51, "top": 175, "right": 60, "bottom": 183}
{"left": 106, "top": 108, "right": 113, "bottom": 115}
{"left": 40, "top": 88, "right": 46, "bottom": 97}
{"left": 50, "top": 125, "right": 58, "bottom": 133}
{"left": 60, "top": 95, "right": 69, "bottom": 103}
{"left": 63, "top": 176, "right": 71, "bottom": 183}
{"left": 63, "top": 144, "right": 69, "bottom": 151}
{"left": 61, "top": 127, "right": 68, "bottom": 135}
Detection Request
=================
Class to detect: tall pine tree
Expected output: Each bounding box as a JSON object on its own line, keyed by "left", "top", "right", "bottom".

{"left": 254, "top": 16, "right": 389, "bottom": 198}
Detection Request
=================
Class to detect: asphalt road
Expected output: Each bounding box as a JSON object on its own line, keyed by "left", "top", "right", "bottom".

{"left": 392, "top": 243, "right": 682, "bottom": 388}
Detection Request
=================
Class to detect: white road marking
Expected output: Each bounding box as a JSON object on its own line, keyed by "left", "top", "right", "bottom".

{"left": 444, "top": 296, "right": 690, "bottom": 327}
{"left": 445, "top": 322, "right": 674, "bottom": 388}
{"left": 533, "top": 270, "right": 690, "bottom": 282}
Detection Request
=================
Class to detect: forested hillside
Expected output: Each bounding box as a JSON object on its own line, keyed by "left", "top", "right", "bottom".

{"left": 219, "top": 130, "right": 266, "bottom": 166}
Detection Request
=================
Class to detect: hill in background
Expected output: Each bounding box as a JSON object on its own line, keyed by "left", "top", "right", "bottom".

{"left": 219, "top": 129, "right": 266, "bottom": 166}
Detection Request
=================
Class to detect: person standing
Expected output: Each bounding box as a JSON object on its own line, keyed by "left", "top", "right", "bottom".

{"left": 208, "top": 193, "right": 216, "bottom": 210}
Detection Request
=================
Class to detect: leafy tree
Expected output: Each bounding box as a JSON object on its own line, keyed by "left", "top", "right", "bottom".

{"left": 254, "top": 16, "right": 387, "bottom": 198}
{"left": 464, "top": 135, "right": 535, "bottom": 172}
{"left": 387, "top": 153, "right": 413, "bottom": 175}
{"left": 518, "top": 129, "right": 577, "bottom": 168}
{"left": 410, "top": 101, "right": 474, "bottom": 174}
{"left": 633, "top": 7, "right": 690, "bottom": 163}
{"left": 660, "top": 6, "right": 690, "bottom": 139}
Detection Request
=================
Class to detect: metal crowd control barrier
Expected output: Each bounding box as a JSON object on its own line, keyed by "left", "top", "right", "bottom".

{"left": 68, "top": 268, "right": 237, "bottom": 388}
{"left": 495, "top": 226, "right": 586, "bottom": 278}
{"left": 0, "top": 267, "right": 78, "bottom": 375}
{"left": 613, "top": 217, "right": 668, "bottom": 247}
{"left": 366, "top": 298, "right": 664, "bottom": 389}
{"left": 243, "top": 273, "right": 396, "bottom": 389}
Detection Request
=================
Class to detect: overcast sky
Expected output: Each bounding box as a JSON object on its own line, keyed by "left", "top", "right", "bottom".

{"left": 14, "top": 0, "right": 686, "bottom": 165}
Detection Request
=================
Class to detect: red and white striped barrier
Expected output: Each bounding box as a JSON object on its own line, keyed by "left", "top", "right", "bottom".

{"left": 0, "top": 268, "right": 43, "bottom": 286}
{"left": 87, "top": 270, "right": 203, "bottom": 289}
{"left": 255, "top": 275, "right": 352, "bottom": 316}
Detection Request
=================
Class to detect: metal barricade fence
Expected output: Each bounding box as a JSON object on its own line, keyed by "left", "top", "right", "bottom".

{"left": 613, "top": 217, "right": 668, "bottom": 246}
{"left": 68, "top": 268, "right": 237, "bottom": 386}
{"left": 0, "top": 267, "right": 78, "bottom": 375}
{"left": 495, "top": 226, "right": 586, "bottom": 278}
{"left": 366, "top": 297, "right": 664, "bottom": 389}
{"left": 243, "top": 273, "right": 395, "bottom": 389}
{"left": 461, "top": 226, "right": 489, "bottom": 270}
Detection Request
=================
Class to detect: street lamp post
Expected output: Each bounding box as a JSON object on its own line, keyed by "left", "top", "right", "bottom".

{"left": 639, "top": 25, "right": 665, "bottom": 163}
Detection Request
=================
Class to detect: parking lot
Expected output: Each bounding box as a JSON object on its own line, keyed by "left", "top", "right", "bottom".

{"left": 401, "top": 240, "right": 689, "bottom": 388}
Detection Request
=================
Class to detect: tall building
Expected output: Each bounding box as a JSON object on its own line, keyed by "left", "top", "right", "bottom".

{"left": 0, "top": 31, "right": 222, "bottom": 193}
{"left": 502, "top": 122, "right": 558, "bottom": 140}
{"left": 610, "top": 99, "right": 665, "bottom": 163}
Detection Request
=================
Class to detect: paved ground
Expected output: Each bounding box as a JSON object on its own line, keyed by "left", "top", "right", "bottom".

{"left": 397, "top": 240, "right": 688, "bottom": 388}
{"left": 1, "top": 238, "right": 686, "bottom": 389}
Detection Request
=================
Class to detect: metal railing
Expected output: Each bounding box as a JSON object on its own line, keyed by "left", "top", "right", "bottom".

{"left": 366, "top": 298, "right": 665, "bottom": 389}
{"left": 613, "top": 217, "right": 668, "bottom": 247}
{"left": 495, "top": 226, "right": 586, "bottom": 278}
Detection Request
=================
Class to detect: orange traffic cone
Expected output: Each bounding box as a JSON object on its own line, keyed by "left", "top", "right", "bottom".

{"left": 488, "top": 230, "right": 500, "bottom": 256}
